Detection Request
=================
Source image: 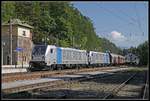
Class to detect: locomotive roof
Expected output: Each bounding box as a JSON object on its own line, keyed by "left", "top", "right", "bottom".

{"left": 90, "top": 51, "right": 105, "bottom": 54}
{"left": 60, "top": 47, "right": 87, "bottom": 52}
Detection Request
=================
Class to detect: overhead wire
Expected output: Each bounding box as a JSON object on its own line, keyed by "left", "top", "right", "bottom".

{"left": 134, "top": 3, "right": 144, "bottom": 36}
{"left": 99, "top": 3, "right": 136, "bottom": 26}
{"left": 112, "top": 6, "right": 144, "bottom": 40}
{"left": 97, "top": 15, "right": 134, "bottom": 40}
{"left": 115, "top": 7, "right": 138, "bottom": 25}
{"left": 98, "top": 3, "right": 136, "bottom": 38}
{"left": 98, "top": 3, "right": 142, "bottom": 43}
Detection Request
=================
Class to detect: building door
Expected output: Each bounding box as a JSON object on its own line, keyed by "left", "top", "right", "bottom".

{"left": 7, "top": 56, "right": 10, "bottom": 65}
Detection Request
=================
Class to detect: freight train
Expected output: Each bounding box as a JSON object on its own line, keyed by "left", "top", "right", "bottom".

{"left": 28, "top": 45, "right": 125, "bottom": 71}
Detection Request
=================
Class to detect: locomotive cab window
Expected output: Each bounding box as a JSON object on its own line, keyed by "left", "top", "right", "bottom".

{"left": 50, "top": 49, "right": 53, "bottom": 53}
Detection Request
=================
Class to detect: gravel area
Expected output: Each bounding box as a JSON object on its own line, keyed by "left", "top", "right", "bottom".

{"left": 2, "top": 67, "right": 148, "bottom": 99}
{"left": 36, "top": 68, "right": 147, "bottom": 99}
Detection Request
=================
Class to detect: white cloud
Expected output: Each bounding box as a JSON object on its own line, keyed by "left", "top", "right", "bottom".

{"left": 100, "top": 30, "right": 148, "bottom": 48}
{"left": 98, "top": 30, "right": 147, "bottom": 48}
{"left": 106, "top": 30, "right": 129, "bottom": 48}
{"left": 110, "top": 31, "right": 127, "bottom": 41}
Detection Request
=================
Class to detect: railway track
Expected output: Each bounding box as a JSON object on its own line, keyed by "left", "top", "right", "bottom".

{"left": 2, "top": 67, "right": 117, "bottom": 95}
{"left": 32, "top": 68, "right": 146, "bottom": 99}
{"left": 103, "top": 69, "right": 148, "bottom": 99}
{"left": 2, "top": 66, "right": 120, "bottom": 83}
{"left": 2, "top": 67, "right": 130, "bottom": 95}
{"left": 142, "top": 71, "right": 149, "bottom": 99}
{"left": 2, "top": 67, "right": 147, "bottom": 99}
{"left": 27, "top": 70, "right": 136, "bottom": 99}
{"left": 103, "top": 73, "right": 137, "bottom": 99}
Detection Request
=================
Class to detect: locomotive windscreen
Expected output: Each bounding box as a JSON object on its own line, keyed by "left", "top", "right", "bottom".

{"left": 32, "top": 45, "right": 47, "bottom": 56}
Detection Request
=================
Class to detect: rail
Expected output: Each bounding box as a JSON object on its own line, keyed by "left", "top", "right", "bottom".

{"left": 142, "top": 71, "right": 149, "bottom": 99}
{"left": 2, "top": 67, "right": 133, "bottom": 95}
{"left": 2, "top": 66, "right": 119, "bottom": 83}
{"left": 2, "top": 69, "right": 117, "bottom": 94}
{"left": 103, "top": 72, "right": 137, "bottom": 99}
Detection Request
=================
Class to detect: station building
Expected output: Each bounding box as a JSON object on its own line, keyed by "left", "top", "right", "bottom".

{"left": 2, "top": 19, "right": 33, "bottom": 65}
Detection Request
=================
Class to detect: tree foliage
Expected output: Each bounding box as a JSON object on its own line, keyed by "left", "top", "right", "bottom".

{"left": 2, "top": 1, "right": 15, "bottom": 21}
{"left": 125, "top": 41, "right": 149, "bottom": 65}
{"left": 137, "top": 41, "right": 149, "bottom": 65}
{"left": 2, "top": 1, "right": 122, "bottom": 54}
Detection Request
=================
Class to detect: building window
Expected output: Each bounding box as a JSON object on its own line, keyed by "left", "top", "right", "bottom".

{"left": 23, "top": 31, "right": 26, "bottom": 36}
{"left": 50, "top": 49, "right": 53, "bottom": 53}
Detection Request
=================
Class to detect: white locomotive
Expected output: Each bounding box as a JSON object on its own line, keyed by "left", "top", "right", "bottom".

{"left": 28, "top": 45, "right": 125, "bottom": 71}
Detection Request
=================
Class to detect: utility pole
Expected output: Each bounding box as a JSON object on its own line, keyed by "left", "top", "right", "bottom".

{"left": 72, "top": 36, "right": 74, "bottom": 48}
{"left": 2, "top": 42, "right": 6, "bottom": 65}
{"left": 45, "top": 36, "right": 46, "bottom": 45}
{"left": 9, "top": 19, "right": 13, "bottom": 65}
{"left": 57, "top": 34, "right": 59, "bottom": 47}
{"left": 71, "top": 35, "right": 74, "bottom": 48}
{"left": 22, "top": 50, "right": 23, "bottom": 68}
{"left": 2, "top": 43, "right": 3, "bottom": 65}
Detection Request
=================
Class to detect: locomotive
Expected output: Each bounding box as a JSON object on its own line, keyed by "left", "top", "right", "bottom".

{"left": 28, "top": 45, "right": 125, "bottom": 71}
{"left": 125, "top": 53, "right": 140, "bottom": 65}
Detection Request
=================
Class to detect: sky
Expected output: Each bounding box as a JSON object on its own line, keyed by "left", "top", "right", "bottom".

{"left": 71, "top": 1, "right": 148, "bottom": 49}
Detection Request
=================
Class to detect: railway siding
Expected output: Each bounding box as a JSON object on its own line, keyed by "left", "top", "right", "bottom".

{"left": 2, "top": 66, "right": 120, "bottom": 83}
{"left": 2, "top": 67, "right": 131, "bottom": 94}
{"left": 2, "top": 67, "right": 148, "bottom": 99}
{"left": 25, "top": 67, "right": 147, "bottom": 99}
{"left": 111, "top": 69, "right": 148, "bottom": 99}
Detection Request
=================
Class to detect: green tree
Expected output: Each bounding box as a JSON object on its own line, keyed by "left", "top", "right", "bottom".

{"left": 2, "top": 1, "right": 15, "bottom": 22}
{"left": 36, "top": 11, "right": 57, "bottom": 44}
{"left": 137, "top": 41, "right": 148, "bottom": 65}
{"left": 2, "top": 1, "right": 123, "bottom": 54}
